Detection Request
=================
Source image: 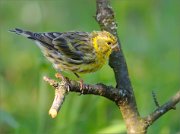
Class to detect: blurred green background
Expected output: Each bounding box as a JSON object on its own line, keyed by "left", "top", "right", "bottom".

{"left": 0, "top": 0, "right": 180, "bottom": 134}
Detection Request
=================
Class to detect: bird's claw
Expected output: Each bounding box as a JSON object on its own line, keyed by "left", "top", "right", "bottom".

{"left": 78, "top": 79, "right": 84, "bottom": 94}
{"left": 55, "top": 73, "right": 70, "bottom": 92}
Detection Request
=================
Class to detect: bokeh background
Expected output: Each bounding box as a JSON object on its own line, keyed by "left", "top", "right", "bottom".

{"left": 0, "top": 0, "right": 180, "bottom": 134}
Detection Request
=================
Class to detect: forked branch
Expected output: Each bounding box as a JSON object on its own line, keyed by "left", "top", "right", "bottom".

{"left": 144, "top": 90, "right": 180, "bottom": 127}
{"left": 43, "top": 0, "right": 180, "bottom": 133}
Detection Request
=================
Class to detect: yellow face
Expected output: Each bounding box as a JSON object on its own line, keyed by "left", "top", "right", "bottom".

{"left": 92, "top": 31, "right": 118, "bottom": 54}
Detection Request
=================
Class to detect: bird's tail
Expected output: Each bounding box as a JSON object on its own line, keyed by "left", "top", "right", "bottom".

{"left": 9, "top": 28, "right": 35, "bottom": 40}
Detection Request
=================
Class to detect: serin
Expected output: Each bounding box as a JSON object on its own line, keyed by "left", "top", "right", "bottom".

{"left": 10, "top": 28, "right": 118, "bottom": 78}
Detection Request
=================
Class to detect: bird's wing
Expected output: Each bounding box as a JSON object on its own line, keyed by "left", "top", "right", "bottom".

{"left": 10, "top": 28, "right": 96, "bottom": 64}
{"left": 52, "top": 32, "right": 96, "bottom": 63}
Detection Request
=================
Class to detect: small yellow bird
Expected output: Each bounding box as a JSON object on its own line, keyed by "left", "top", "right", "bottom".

{"left": 10, "top": 28, "right": 118, "bottom": 78}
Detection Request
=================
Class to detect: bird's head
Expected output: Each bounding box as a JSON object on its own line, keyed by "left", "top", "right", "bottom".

{"left": 91, "top": 31, "right": 118, "bottom": 54}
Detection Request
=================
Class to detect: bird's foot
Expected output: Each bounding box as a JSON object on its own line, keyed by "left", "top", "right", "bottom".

{"left": 55, "top": 73, "right": 66, "bottom": 81}
{"left": 78, "top": 79, "right": 84, "bottom": 94}
{"left": 55, "top": 73, "right": 70, "bottom": 92}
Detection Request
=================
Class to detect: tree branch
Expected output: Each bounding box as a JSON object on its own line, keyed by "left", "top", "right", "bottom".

{"left": 43, "top": 75, "right": 129, "bottom": 118}
{"left": 96, "top": 0, "right": 132, "bottom": 91}
{"left": 95, "top": 0, "right": 145, "bottom": 133}
{"left": 42, "top": 0, "right": 180, "bottom": 133}
{"left": 44, "top": 76, "right": 129, "bottom": 102}
{"left": 144, "top": 90, "right": 180, "bottom": 127}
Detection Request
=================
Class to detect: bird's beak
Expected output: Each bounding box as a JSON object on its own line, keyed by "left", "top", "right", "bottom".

{"left": 112, "top": 43, "right": 120, "bottom": 51}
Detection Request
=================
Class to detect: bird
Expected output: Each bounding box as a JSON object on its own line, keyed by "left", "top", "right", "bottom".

{"left": 9, "top": 28, "right": 118, "bottom": 80}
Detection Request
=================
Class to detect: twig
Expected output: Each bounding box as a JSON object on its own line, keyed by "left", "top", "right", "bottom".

{"left": 152, "top": 91, "right": 160, "bottom": 108}
{"left": 43, "top": 75, "right": 129, "bottom": 118}
{"left": 145, "top": 90, "right": 180, "bottom": 127}
{"left": 43, "top": 76, "right": 67, "bottom": 118}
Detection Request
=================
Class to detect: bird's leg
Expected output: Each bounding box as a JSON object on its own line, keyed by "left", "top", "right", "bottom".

{"left": 74, "top": 73, "right": 84, "bottom": 94}
{"left": 74, "top": 73, "right": 80, "bottom": 78}
{"left": 55, "top": 73, "right": 70, "bottom": 92}
{"left": 78, "top": 79, "right": 84, "bottom": 94}
{"left": 55, "top": 73, "right": 66, "bottom": 81}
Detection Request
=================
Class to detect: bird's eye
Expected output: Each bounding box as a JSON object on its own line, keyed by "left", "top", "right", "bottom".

{"left": 107, "top": 42, "right": 111, "bottom": 45}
